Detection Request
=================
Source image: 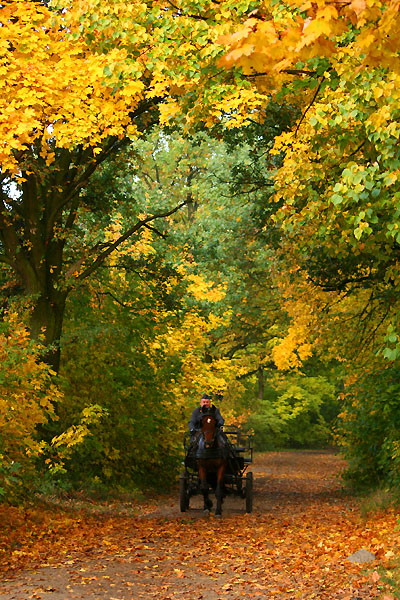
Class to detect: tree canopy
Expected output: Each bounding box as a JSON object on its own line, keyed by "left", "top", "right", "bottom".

{"left": 0, "top": 0, "right": 269, "bottom": 369}
{"left": 3, "top": 0, "right": 400, "bottom": 497}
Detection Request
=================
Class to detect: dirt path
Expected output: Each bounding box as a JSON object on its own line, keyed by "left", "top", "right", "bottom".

{"left": 0, "top": 451, "right": 397, "bottom": 599}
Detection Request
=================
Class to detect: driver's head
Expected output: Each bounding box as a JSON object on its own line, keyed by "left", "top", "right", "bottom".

{"left": 200, "top": 393, "right": 211, "bottom": 410}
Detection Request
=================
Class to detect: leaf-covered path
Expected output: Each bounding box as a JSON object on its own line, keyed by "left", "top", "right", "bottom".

{"left": 0, "top": 451, "right": 398, "bottom": 599}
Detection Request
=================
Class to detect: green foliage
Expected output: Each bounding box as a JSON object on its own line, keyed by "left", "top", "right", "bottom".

{"left": 47, "top": 240, "right": 187, "bottom": 490}
{"left": 337, "top": 366, "right": 400, "bottom": 491}
{"left": 247, "top": 374, "right": 337, "bottom": 450}
{"left": 0, "top": 459, "right": 22, "bottom": 503}
{"left": 0, "top": 124, "right": 342, "bottom": 499}
{"left": 55, "top": 334, "right": 183, "bottom": 490}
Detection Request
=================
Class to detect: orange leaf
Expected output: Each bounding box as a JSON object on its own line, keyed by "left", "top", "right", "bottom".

{"left": 371, "top": 570, "right": 380, "bottom": 583}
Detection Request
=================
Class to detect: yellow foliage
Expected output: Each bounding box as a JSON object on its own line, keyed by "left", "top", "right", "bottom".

{"left": 272, "top": 324, "right": 313, "bottom": 370}
{"left": 104, "top": 212, "right": 156, "bottom": 263}
{"left": 155, "top": 309, "right": 234, "bottom": 406}
{"left": 185, "top": 272, "right": 226, "bottom": 302}
{"left": 0, "top": 2, "right": 145, "bottom": 176}
{"left": 1, "top": 0, "right": 270, "bottom": 179}
{"left": 219, "top": 0, "right": 400, "bottom": 85}
{"left": 0, "top": 313, "right": 60, "bottom": 463}
{"left": 148, "top": 268, "right": 236, "bottom": 421}
{"left": 50, "top": 404, "right": 107, "bottom": 468}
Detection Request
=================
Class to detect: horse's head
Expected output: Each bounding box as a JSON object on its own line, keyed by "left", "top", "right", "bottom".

{"left": 201, "top": 413, "right": 217, "bottom": 448}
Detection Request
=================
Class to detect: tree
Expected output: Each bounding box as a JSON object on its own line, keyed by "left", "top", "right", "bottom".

{"left": 160, "top": 112, "right": 295, "bottom": 396}
{"left": 336, "top": 365, "right": 400, "bottom": 490}
{"left": 212, "top": 1, "right": 400, "bottom": 362}
{"left": 211, "top": 0, "right": 400, "bottom": 485}
{"left": 1, "top": 0, "right": 266, "bottom": 370}
{"left": 43, "top": 135, "right": 247, "bottom": 486}
{"left": 247, "top": 372, "right": 336, "bottom": 450}
{"left": 85, "top": 125, "right": 287, "bottom": 392}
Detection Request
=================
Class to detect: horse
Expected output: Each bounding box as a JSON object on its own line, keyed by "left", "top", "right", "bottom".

{"left": 195, "top": 413, "right": 228, "bottom": 516}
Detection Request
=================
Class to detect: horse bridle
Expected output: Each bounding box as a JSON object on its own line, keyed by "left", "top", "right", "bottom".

{"left": 202, "top": 415, "right": 217, "bottom": 449}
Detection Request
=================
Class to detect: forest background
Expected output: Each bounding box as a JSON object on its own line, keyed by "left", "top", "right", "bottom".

{"left": 2, "top": 0, "right": 400, "bottom": 503}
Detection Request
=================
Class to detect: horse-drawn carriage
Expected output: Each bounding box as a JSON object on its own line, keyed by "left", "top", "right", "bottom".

{"left": 180, "top": 418, "right": 254, "bottom": 516}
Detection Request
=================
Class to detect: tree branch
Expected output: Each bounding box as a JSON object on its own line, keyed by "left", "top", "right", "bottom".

{"left": 236, "top": 362, "right": 276, "bottom": 380}
{"left": 73, "top": 201, "right": 187, "bottom": 283}
{"left": 97, "top": 290, "right": 132, "bottom": 309}
{"left": 47, "top": 97, "right": 162, "bottom": 233}
{"left": 332, "top": 140, "right": 366, "bottom": 170}
{"left": 142, "top": 223, "right": 167, "bottom": 239}
{"left": 294, "top": 76, "right": 325, "bottom": 137}
{"left": 247, "top": 69, "right": 317, "bottom": 78}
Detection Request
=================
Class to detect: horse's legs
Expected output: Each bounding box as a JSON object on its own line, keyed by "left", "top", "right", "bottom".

{"left": 214, "top": 435, "right": 228, "bottom": 516}
{"left": 198, "top": 465, "right": 213, "bottom": 513}
{"left": 214, "top": 463, "right": 226, "bottom": 516}
{"left": 202, "top": 487, "right": 213, "bottom": 512}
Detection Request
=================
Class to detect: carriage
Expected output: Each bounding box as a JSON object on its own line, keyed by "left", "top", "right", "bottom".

{"left": 179, "top": 424, "right": 254, "bottom": 514}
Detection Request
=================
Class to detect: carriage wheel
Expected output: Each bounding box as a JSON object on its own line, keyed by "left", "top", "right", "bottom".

{"left": 245, "top": 471, "right": 253, "bottom": 513}
{"left": 179, "top": 472, "right": 189, "bottom": 512}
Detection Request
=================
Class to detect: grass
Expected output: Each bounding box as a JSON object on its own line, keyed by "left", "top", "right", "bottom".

{"left": 359, "top": 487, "right": 399, "bottom": 518}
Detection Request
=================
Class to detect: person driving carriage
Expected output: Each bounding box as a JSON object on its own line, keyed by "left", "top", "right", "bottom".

{"left": 188, "top": 393, "right": 225, "bottom": 443}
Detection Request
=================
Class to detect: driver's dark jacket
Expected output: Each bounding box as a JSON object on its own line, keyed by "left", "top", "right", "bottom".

{"left": 188, "top": 404, "right": 224, "bottom": 433}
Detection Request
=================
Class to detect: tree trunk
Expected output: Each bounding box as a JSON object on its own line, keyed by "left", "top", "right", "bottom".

{"left": 0, "top": 128, "right": 186, "bottom": 372}
{"left": 257, "top": 366, "right": 264, "bottom": 400}
{"left": 29, "top": 290, "right": 68, "bottom": 372}
{"left": 0, "top": 165, "right": 71, "bottom": 372}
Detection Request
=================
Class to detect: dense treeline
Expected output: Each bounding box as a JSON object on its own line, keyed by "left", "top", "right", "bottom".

{"left": 1, "top": 0, "right": 400, "bottom": 501}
